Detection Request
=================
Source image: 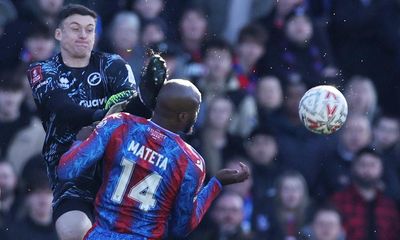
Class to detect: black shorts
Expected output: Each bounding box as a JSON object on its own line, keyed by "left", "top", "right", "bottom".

{"left": 52, "top": 198, "right": 95, "bottom": 223}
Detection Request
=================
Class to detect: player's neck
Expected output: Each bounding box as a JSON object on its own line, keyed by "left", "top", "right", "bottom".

{"left": 151, "top": 116, "right": 179, "bottom": 134}
{"left": 61, "top": 51, "right": 90, "bottom": 68}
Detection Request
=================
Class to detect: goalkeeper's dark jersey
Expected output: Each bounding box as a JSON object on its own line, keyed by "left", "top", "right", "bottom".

{"left": 27, "top": 51, "right": 136, "bottom": 205}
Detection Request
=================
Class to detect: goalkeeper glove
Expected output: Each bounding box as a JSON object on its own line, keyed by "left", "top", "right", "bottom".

{"left": 104, "top": 90, "right": 136, "bottom": 110}
{"left": 139, "top": 50, "right": 168, "bottom": 110}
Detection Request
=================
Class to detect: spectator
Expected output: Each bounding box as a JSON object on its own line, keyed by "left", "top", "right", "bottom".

{"left": 302, "top": 205, "right": 345, "bottom": 240}
{"left": 20, "top": 154, "right": 47, "bottom": 192}
{"left": 331, "top": 147, "right": 400, "bottom": 240}
{"left": 327, "top": 0, "right": 400, "bottom": 114}
{"left": 192, "top": 0, "right": 274, "bottom": 42}
{"left": 373, "top": 114, "right": 400, "bottom": 154}
{"left": 195, "top": 39, "right": 255, "bottom": 137}
{"left": 315, "top": 114, "right": 372, "bottom": 200}
{"left": 13, "top": 63, "right": 38, "bottom": 112}
{"left": 257, "top": 0, "right": 305, "bottom": 50}
{"left": 98, "top": 11, "right": 144, "bottom": 81}
{"left": 224, "top": 156, "right": 254, "bottom": 234}
{"left": 255, "top": 76, "right": 283, "bottom": 113}
{"left": 158, "top": 0, "right": 192, "bottom": 41}
{"left": 0, "top": 161, "right": 23, "bottom": 234}
{"left": 245, "top": 128, "right": 283, "bottom": 205}
{"left": 130, "top": 0, "right": 164, "bottom": 21}
{"left": 372, "top": 113, "right": 400, "bottom": 205}
{"left": 141, "top": 18, "right": 167, "bottom": 47}
{"left": 177, "top": 6, "right": 208, "bottom": 82}
{"left": 233, "top": 23, "right": 268, "bottom": 93}
{"left": 90, "top": 0, "right": 126, "bottom": 30}
{"left": 27, "top": 0, "right": 65, "bottom": 27}
{"left": 244, "top": 127, "right": 287, "bottom": 237}
{"left": 20, "top": 23, "right": 56, "bottom": 64}
{"left": 255, "top": 170, "right": 311, "bottom": 240}
{"left": 188, "top": 96, "right": 245, "bottom": 178}
{"left": 0, "top": 71, "right": 45, "bottom": 174}
{"left": 196, "top": 39, "right": 239, "bottom": 102}
{"left": 237, "top": 75, "right": 284, "bottom": 136}
{"left": 271, "top": 79, "right": 323, "bottom": 189}
{"left": 258, "top": 13, "right": 337, "bottom": 88}
{"left": 190, "top": 191, "right": 253, "bottom": 240}
{"left": 5, "top": 171, "right": 57, "bottom": 240}
{"left": 344, "top": 75, "right": 379, "bottom": 121}
{"left": 128, "top": 0, "right": 169, "bottom": 49}
{"left": 372, "top": 115, "right": 400, "bottom": 178}
{"left": 0, "top": 0, "right": 64, "bottom": 70}
{"left": 0, "top": 0, "right": 17, "bottom": 35}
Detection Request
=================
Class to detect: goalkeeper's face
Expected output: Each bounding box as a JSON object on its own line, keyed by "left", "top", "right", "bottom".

{"left": 56, "top": 14, "right": 96, "bottom": 59}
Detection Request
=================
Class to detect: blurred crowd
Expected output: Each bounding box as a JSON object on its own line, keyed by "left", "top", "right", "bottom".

{"left": 1, "top": 0, "right": 400, "bottom": 239}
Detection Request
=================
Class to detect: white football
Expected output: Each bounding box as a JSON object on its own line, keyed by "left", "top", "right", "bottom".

{"left": 299, "top": 85, "right": 348, "bottom": 134}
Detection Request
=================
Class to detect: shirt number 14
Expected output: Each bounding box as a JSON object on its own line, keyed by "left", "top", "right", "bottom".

{"left": 111, "top": 157, "right": 163, "bottom": 211}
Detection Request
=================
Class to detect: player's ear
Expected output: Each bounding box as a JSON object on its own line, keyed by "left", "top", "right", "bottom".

{"left": 178, "top": 112, "right": 187, "bottom": 122}
{"left": 55, "top": 28, "right": 62, "bottom": 41}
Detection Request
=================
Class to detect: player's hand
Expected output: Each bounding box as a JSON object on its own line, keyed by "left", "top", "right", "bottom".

{"left": 215, "top": 162, "right": 250, "bottom": 186}
{"left": 139, "top": 50, "right": 168, "bottom": 110}
{"left": 104, "top": 90, "right": 135, "bottom": 110}
{"left": 106, "top": 100, "right": 129, "bottom": 116}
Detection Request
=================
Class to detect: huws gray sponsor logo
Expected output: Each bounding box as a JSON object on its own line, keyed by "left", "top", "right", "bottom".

{"left": 79, "top": 97, "right": 107, "bottom": 107}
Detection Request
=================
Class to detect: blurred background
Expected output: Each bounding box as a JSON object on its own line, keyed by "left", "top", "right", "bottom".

{"left": 0, "top": 0, "right": 400, "bottom": 239}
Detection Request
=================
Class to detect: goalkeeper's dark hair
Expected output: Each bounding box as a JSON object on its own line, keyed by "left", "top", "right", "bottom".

{"left": 56, "top": 4, "right": 97, "bottom": 27}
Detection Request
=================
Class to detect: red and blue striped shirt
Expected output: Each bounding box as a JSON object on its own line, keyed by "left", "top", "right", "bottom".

{"left": 58, "top": 113, "right": 221, "bottom": 239}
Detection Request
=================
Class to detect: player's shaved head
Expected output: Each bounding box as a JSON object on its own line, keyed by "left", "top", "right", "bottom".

{"left": 152, "top": 79, "right": 202, "bottom": 134}
{"left": 156, "top": 79, "right": 201, "bottom": 114}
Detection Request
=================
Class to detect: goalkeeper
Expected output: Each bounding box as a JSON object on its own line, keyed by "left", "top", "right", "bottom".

{"left": 26, "top": 4, "right": 167, "bottom": 240}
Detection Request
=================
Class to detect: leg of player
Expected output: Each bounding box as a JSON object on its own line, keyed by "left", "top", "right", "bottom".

{"left": 55, "top": 210, "right": 92, "bottom": 240}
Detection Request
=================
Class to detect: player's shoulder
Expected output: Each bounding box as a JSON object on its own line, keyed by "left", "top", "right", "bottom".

{"left": 176, "top": 138, "right": 205, "bottom": 172}
{"left": 93, "top": 51, "right": 125, "bottom": 63}
{"left": 104, "top": 112, "right": 147, "bottom": 124}
{"left": 27, "top": 54, "right": 60, "bottom": 87}
{"left": 28, "top": 54, "right": 60, "bottom": 71}
{"left": 121, "top": 112, "right": 148, "bottom": 124}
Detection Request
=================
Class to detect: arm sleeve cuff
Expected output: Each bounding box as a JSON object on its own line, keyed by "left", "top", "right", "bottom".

{"left": 210, "top": 177, "right": 223, "bottom": 190}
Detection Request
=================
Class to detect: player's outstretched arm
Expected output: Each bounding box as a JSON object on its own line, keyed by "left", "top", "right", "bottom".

{"left": 57, "top": 114, "right": 125, "bottom": 180}
{"left": 45, "top": 90, "right": 109, "bottom": 125}
{"left": 104, "top": 51, "right": 167, "bottom": 118}
{"left": 169, "top": 162, "right": 250, "bottom": 237}
{"left": 137, "top": 50, "right": 168, "bottom": 110}
{"left": 215, "top": 162, "right": 250, "bottom": 186}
